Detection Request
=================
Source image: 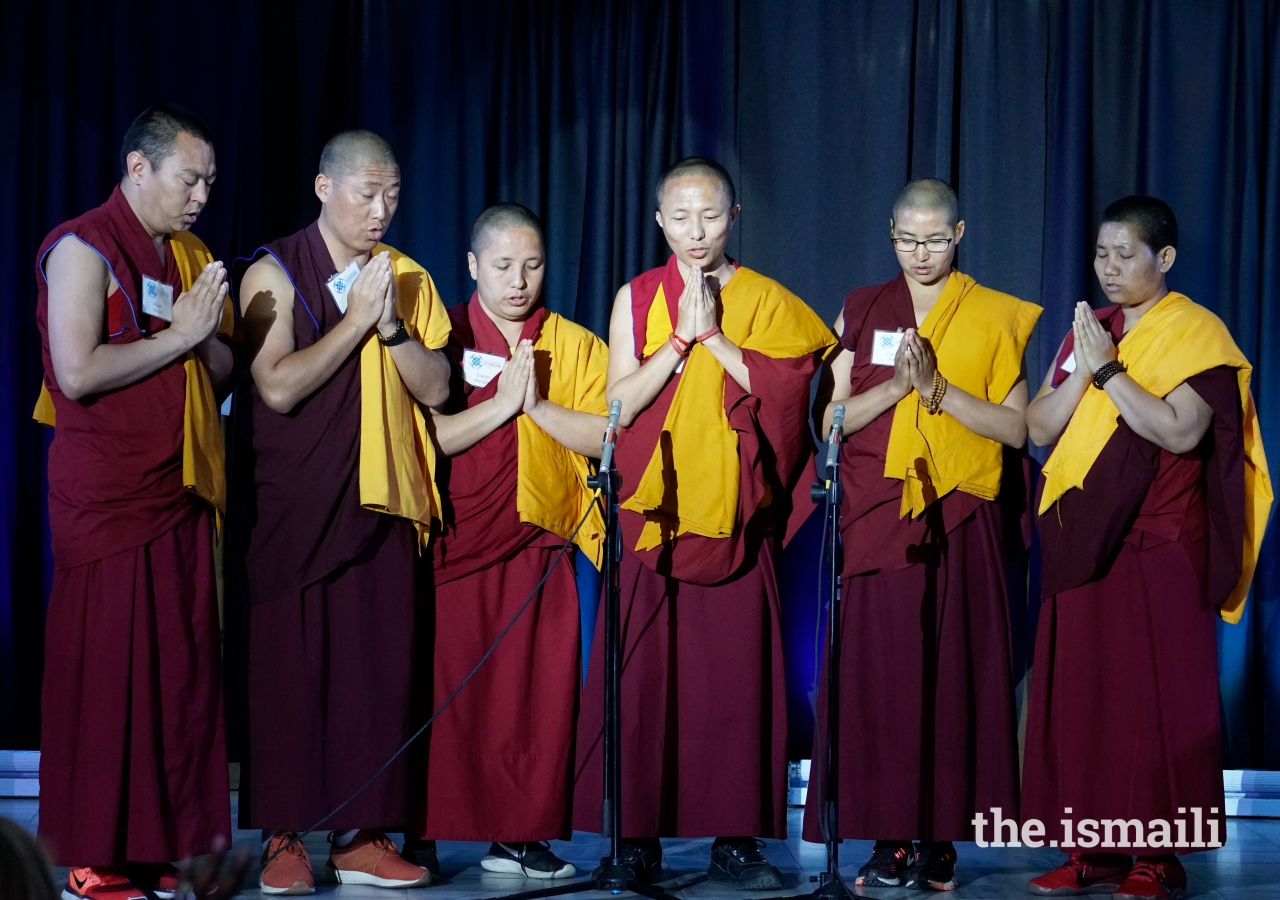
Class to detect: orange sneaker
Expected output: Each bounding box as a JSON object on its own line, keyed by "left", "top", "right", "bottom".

{"left": 62, "top": 868, "right": 145, "bottom": 900}
{"left": 259, "top": 832, "right": 315, "bottom": 895}
{"left": 325, "top": 830, "right": 432, "bottom": 888}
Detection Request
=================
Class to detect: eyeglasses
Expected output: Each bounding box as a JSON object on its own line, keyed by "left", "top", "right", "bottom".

{"left": 891, "top": 236, "right": 955, "bottom": 253}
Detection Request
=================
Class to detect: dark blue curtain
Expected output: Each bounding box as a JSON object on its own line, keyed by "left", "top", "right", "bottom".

{"left": 2, "top": 0, "right": 1276, "bottom": 769}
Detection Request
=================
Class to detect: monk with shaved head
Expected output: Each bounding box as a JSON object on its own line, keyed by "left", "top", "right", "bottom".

{"left": 806, "top": 178, "right": 1040, "bottom": 890}
{"left": 573, "top": 157, "right": 835, "bottom": 889}
{"left": 398, "top": 202, "right": 608, "bottom": 879}
{"left": 236, "top": 129, "right": 451, "bottom": 893}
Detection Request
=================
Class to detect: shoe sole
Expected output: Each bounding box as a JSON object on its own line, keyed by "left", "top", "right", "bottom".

{"left": 326, "top": 864, "right": 432, "bottom": 888}
{"left": 63, "top": 892, "right": 146, "bottom": 900}
{"left": 1115, "top": 891, "right": 1184, "bottom": 900}
{"left": 258, "top": 879, "right": 315, "bottom": 896}
{"left": 593, "top": 864, "right": 664, "bottom": 885}
{"left": 481, "top": 857, "right": 576, "bottom": 879}
{"left": 708, "top": 865, "right": 784, "bottom": 891}
{"left": 1030, "top": 885, "right": 1124, "bottom": 896}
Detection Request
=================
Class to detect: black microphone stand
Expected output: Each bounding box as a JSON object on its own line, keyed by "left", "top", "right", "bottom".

{"left": 780, "top": 412, "right": 851, "bottom": 900}
{"left": 483, "top": 417, "right": 683, "bottom": 900}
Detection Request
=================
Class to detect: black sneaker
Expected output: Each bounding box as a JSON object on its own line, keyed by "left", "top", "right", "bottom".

{"left": 856, "top": 841, "right": 916, "bottom": 887}
{"left": 592, "top": 839, "right": 663, "bottom": 885}
{"left": 400, "top": 839, "right": 440, "bottom": 878}
{"left": 906, "top": 841, "right": 957, "bottom": 891}
{"left": 708, "top": 837, "right": 784, "bottom": 891}
{"left": 481, "top": 842, "right": 576, "bottom": 879}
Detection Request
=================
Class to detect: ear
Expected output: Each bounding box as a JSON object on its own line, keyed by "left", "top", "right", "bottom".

{"left": 953, "top": 220, "right": 966, "bottom": 243}
{"left": 654, "top": 209, "right": 664, "bottom": 229}
{"left": 1158, "top": 246, "right": 1177, "bottom": 273}
{"left": 888, "top": 217, "right": 896, "bottom": 236}
{"left": 315, "top": 173, "right": 331, "bottom": 204}
{"left": 125, "top": 150, "right": 150, "bottom": 186}
{"left": 728, "top": 204, "right": 741, "bottom": 226}
{"left": 467, "top": 251, "right": 479, "bottom": 281}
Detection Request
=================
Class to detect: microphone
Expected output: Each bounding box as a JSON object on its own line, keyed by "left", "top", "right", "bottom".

{"left": 599, "top": 399, "right": 622, "bottom": 473}
{"left": 824, "top": 404, "right": 845, "bottom": 476}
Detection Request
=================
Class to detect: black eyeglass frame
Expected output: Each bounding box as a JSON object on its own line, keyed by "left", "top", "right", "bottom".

{"left": 890, "top": 235, "right": 956, "bottom": 253}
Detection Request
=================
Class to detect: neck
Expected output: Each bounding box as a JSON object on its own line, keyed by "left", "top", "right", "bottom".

{"left": 676, "top": 254, "right": 735, "bottom": 289}
{"left": 476, "top": 295, "right": 528, "bottom": 348}
{"left": 904, "top": 269, "right": 951, "bottom": 321}
{"left": 1121, "top": 284, "right": 1170, "bottom": 331}
{"left": 119, "top": 180, "right": 168, "bottom": 257}
{"left": 317, "top": 214, "right": 373, "bottom": 272}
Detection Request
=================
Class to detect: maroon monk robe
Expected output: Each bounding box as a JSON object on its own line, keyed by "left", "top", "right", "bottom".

{"left": 235, "top": 221, "right": 418, "bottom": 831}
{"left": 1022, "top": 309, "right": 1240, "bottom": 853}
{"left": 801, "top": 275, "right": 1022, "bottom": 843}
{"left": 35, "top": 186, "right": 230, "bottom": 867}
{"left": 412, "top": 298, "right": 580, "bottom": 842}
{"left": 573, "top": 258, "right": 817, "bottom": 839}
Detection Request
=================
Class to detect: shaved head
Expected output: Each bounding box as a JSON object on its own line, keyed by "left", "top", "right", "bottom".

{"left": 1100, "top": 195, "right": 1178, "bottom": 252}
{"left": 471, "top": 202, "right": 545, "bottom": 255}
{"left": 892, "top": 177, "right": 959, "bottom": 227}
{"left": 655, "top": 156, "right": 736, "bottom": 210}
{"left": 319, "top": 129, "right": 398, "bottom": 179}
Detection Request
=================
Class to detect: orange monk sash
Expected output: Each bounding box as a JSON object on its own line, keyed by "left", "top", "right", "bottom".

{"left": 1039, "top": 292, "right": 1272, "bottom": 623}
{"left": 517, "top": 312, "right": 610, "bottom": 565}
{"left": 883, "top": 270, "right": 1041, "bottom": 518}
{"left": 359, "top": 244, "right": 452, "bottom": 547}
{"left": 622, "top": 262, "right": 835, "bottom": 550}
{"left": 33, "top": 230, "right": 234, "bottom": 516}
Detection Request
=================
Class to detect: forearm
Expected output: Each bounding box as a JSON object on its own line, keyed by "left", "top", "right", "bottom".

{"left": 387, "top": 342, "right": 451, "bottom": 407}
{"left": 1026, "top": 372, "right": 1088, "bottom": 447}
{"left": 527, "top": 403, "right": 608, "bottom": 458}
{"left": 57, "top": 328, "right": 193, "bottom": 400}
{"left": 828, "top": 379, "right": 908, "bottom": 436}
{"left": 256, "top": 317, "right": 368, "bottom": 412}
{"left": 195, "top": 334, "right": 236, "bottom": 392}
{"left": 938, "top": 386, "right": 1027, "bottom": 448}
{"left": 607, "top": 344, "right": 683, "bottom": 426}
{"left": 1105, "top": 374, "right": 1202, "bottom": 453}
{"left": 701, "top": 333, "right": 750, "bottom": 393}
{"left": 430, "top": 398, "right": 515, "bottom": 456}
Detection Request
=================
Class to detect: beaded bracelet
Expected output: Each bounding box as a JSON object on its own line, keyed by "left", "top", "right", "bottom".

{"left": 1092, "top": 359, "right": 1126, "bottom": 389}
{"left": 926, "top": 370, "right": 948, "bottom": 415}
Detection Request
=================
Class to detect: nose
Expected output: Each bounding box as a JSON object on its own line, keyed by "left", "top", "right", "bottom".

{"left": 192, "top": 180, "right": 210, "bottom": 206}
{"left": 1104, "top": 257, "right": 1120, "bottom": 276}
{"left": 509, "top": 267, "right": 526, "bottom": 290}
{"left": 690, "top": 217, "right": 705, "bottom": 241}
{"left": 371, "top": 196, "right": 387, "bottom": 221}
{"left": 913, "top": 242, "right": 930, "bottom": 261}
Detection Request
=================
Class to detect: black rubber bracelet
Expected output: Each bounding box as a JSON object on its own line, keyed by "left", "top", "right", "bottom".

{"left": 378, "top": 318, "right": 411, "bottom": 346}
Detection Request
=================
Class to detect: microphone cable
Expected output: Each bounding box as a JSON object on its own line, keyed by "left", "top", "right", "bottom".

{"left": 261, "top": 490, "right": 601, "bottom": 868}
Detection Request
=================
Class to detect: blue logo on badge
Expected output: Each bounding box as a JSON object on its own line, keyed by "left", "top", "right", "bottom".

{"left": 470, "top": 356, "right": 482, "bottom": 368}
{"left": 880, "top": 334, "right": 893, "bottom": 348}
{"left": 334, "top": 279, "right": 345, "bottom": 292}
{"left": 148, "top": 282, "right": 157, "bottom": 297}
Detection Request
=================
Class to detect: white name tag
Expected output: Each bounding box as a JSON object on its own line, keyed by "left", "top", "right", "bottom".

{"left": 1061, "top": 351, "right": 1077, "bottom": 374}
{"left": 869, "top": 329, "right": 905, "bottom": 366}
{"left": 462, "top": 348, "right": 506, "bottom": 388}
{"left": 141, "top": 275, "right": 173, "bottom": 322}
{"left": 326, "top": 261, "right": 360, "bottom": 313}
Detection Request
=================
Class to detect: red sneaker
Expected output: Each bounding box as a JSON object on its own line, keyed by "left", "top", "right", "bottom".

{"left": 259, "top": 832, "right": 315, "bottom": 895}
{"left": 62, "top": 868, "right": 145, "bottom": 900}
{"left": 326, "top": 830, "right": 432, "bottom": 888}
{"left": 1028, "top": 853, "right": 1132, "bottom": 895}
{"left": 1114, "top": 856, "right": 1187, "bottom": 900}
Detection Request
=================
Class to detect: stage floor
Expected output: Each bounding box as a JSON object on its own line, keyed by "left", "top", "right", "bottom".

{"left": 4, "top": 794, "right": 1279, "bottom": 899}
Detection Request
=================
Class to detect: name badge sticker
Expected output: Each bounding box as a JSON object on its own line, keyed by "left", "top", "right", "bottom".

{"left": 1061, "top": 351, "right": 1077, "bottom": 374}
{"left": 141, "top": 275, "right": 174, "bottom": 322}
{"left": 326, "top": 261, "right": 360, "bottom": 313}
{"left": 870, "top": 329, "right": 905, "bottom": 366}
{"left": 462, "top": 348, "right": 507, "bottom": 388}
